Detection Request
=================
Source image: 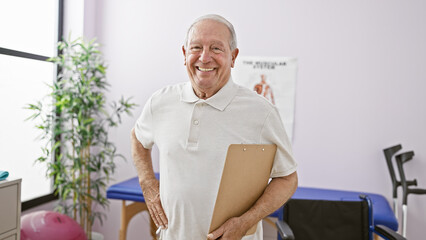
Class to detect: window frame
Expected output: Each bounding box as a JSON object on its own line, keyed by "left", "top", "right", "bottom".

{"left": 0, "top": 0, "right": 64, "bottom": 211}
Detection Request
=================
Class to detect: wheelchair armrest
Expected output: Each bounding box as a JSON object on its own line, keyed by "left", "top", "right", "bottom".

{"left": 375, "top": 225, "right": 406, "bottom": 240}
{"left": 275, "top": 220, "right": 295, "bottom": 240}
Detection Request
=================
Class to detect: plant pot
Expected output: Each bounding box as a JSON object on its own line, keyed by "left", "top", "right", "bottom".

{"left": 90, "top": 231, "right": 104, "bottom": 240}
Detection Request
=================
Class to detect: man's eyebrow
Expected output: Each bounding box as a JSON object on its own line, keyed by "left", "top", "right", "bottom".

{"left": 210, "top": 41, "right": 225, "bottom": 46}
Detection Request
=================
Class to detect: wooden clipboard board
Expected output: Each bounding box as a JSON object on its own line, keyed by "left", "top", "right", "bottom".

{"left": 208, "top": 144, "right": 277, "bottom": 238}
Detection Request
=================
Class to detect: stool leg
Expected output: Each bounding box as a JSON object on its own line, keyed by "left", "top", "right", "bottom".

{"left": 120, "top": 201, "right": 127, "bottom": 240}
{"left": 402, "top": 204, "right": 407, "bottom": 237}
{"left": 118, "top": 200, "right": 152, "bottom": 240}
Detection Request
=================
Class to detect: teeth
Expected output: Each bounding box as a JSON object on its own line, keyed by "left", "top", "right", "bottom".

{"left": 198, "top": 67, "right": 214, "bottom": 72}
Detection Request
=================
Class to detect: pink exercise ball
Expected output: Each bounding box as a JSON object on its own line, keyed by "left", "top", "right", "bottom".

{"left": 21, "top": 211, "right": 87, "bottom": 240}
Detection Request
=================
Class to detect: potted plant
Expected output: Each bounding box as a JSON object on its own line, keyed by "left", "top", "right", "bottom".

{"left": 27, "top": 37, "right": 136, "bottom": 239}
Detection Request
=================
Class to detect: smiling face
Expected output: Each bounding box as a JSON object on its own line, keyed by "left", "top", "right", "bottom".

{"left": 183, "top": 19, "right": 239, "bottom": 99}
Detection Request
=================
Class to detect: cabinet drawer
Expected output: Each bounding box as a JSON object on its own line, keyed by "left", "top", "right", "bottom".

{"left": 0, "top": 184, "right": 18, "bottom": 234}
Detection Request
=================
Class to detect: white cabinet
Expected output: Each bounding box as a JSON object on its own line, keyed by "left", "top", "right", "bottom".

{"left": 0, "top": 179, "right": 21, "bottom": 240}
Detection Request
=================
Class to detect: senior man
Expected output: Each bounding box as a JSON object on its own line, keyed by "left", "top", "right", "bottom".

{"left": 131, "top": 14, "right": 298, "bottom": 240}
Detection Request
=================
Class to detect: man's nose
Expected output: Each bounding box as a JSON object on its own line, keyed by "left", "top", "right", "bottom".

{"left": 199, "top": 49, "right": 212, "bottom": 63}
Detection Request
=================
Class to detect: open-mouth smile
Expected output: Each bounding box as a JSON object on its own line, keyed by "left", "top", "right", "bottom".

{"left": 196, "top": 67, "right": 215, "bottom": 72}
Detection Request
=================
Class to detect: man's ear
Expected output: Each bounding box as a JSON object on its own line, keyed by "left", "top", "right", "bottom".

{"left": 182, "top": 46, "right": 187, "bottom": 65}
{"left": 231, "top": 48, "right": 239, "bottom": 68}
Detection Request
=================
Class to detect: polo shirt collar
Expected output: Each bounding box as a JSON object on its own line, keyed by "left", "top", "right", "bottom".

{"left": 181, "top": 82, "right": 199, "bottom": 103}
{"left": 180, "top": 78, "right": 238, "bottom": 111}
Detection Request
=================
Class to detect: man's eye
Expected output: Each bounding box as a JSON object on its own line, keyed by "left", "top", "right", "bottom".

{"left": 191, "top": 46, "right": 201, "bottom": 51}
{"left": 212, "top": 47, "right": 222, "bottom": 53}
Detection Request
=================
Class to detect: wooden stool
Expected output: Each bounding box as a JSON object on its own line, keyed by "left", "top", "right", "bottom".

{"left": 107, "top": 176, "right": 158, "bottom": 240}
{"left": 119, "top": 200, "right": 156, "bottom": 240}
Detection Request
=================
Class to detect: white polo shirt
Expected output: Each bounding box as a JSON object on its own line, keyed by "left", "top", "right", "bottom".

{"left": 134, "top": 79, "right": 297, "bottom": 240}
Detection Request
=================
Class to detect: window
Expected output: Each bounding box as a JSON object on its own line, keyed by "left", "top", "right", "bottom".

{"left": 0, "top": 0, "right": 63, "bottom": 210}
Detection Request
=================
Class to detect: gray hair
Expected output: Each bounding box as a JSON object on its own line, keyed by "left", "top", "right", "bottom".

{"left": 184, "top": 14, "right": 237, "bottom": 51}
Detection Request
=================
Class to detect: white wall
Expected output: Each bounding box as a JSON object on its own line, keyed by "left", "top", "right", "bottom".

{"left": 80, "top": 0, "right": 426, "bottom": 239}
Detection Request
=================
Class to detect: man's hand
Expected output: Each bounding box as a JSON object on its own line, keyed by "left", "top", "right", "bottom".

{"left": 140, "top": 178, "right": 168, "bottom": 229}
{"left": 207, "top": 217, "right": 248, "bottom": 240}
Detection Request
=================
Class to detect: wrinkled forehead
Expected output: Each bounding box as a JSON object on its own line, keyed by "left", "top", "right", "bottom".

{"left": 187, "top": 19, "right": 232, "bottom": 47}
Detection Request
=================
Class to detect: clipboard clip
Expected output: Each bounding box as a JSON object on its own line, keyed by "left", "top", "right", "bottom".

{"left": 240, "top": 143, "right": 265, "bottom": 152}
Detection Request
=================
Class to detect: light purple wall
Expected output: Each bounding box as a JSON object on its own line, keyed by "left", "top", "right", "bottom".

{"left": 83, "top": 0, "right": 426, "bottom": 239}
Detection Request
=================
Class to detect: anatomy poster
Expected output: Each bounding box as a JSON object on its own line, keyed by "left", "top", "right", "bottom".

{"left": 232, "top": 56, "right": 297, "bottom": 141}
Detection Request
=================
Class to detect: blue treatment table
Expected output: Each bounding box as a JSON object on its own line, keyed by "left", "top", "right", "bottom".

{"left": 107, "top": 176, "right": 398, "bottom": 240}
{"left": 106, "top": 175, "right": 278, "bottom": 239}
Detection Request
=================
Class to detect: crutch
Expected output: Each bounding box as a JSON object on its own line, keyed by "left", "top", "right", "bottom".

{"left": 383, "top": 144, "right": 402, "bottom": 218}
{"left": 395, "top": 151, "right": 426, "bottom": 237}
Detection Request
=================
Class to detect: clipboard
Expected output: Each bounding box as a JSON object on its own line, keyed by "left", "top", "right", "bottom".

{"left": 208, "top": 144, "right": 277, "bottom": 237}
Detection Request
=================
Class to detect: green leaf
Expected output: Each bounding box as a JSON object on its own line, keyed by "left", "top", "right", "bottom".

{"left": 83, "top": 118, "right": 95, "bottom": 125}
{"left": 25, "top": 35, "right": 138, "bottom": 230}
{"left": 96, "top": 65, "right": 106, "bottom": 74}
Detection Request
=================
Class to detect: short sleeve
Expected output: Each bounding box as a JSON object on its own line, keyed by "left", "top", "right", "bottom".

{"left": 134, "top": 96, "right": 155, "bottom": 149}
{"left": 261, "top": 107, "right": 297, "bottom": 178}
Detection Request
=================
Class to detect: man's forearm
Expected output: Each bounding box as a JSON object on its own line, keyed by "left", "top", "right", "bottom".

{"left": 239, "top": 171, "right": 298, "bottom": 231}
{"left": 131, "top": 128, "right": 168, "bottom": 228}
{"left": 131, "top": 128, "right": 156, "bottom": 184}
